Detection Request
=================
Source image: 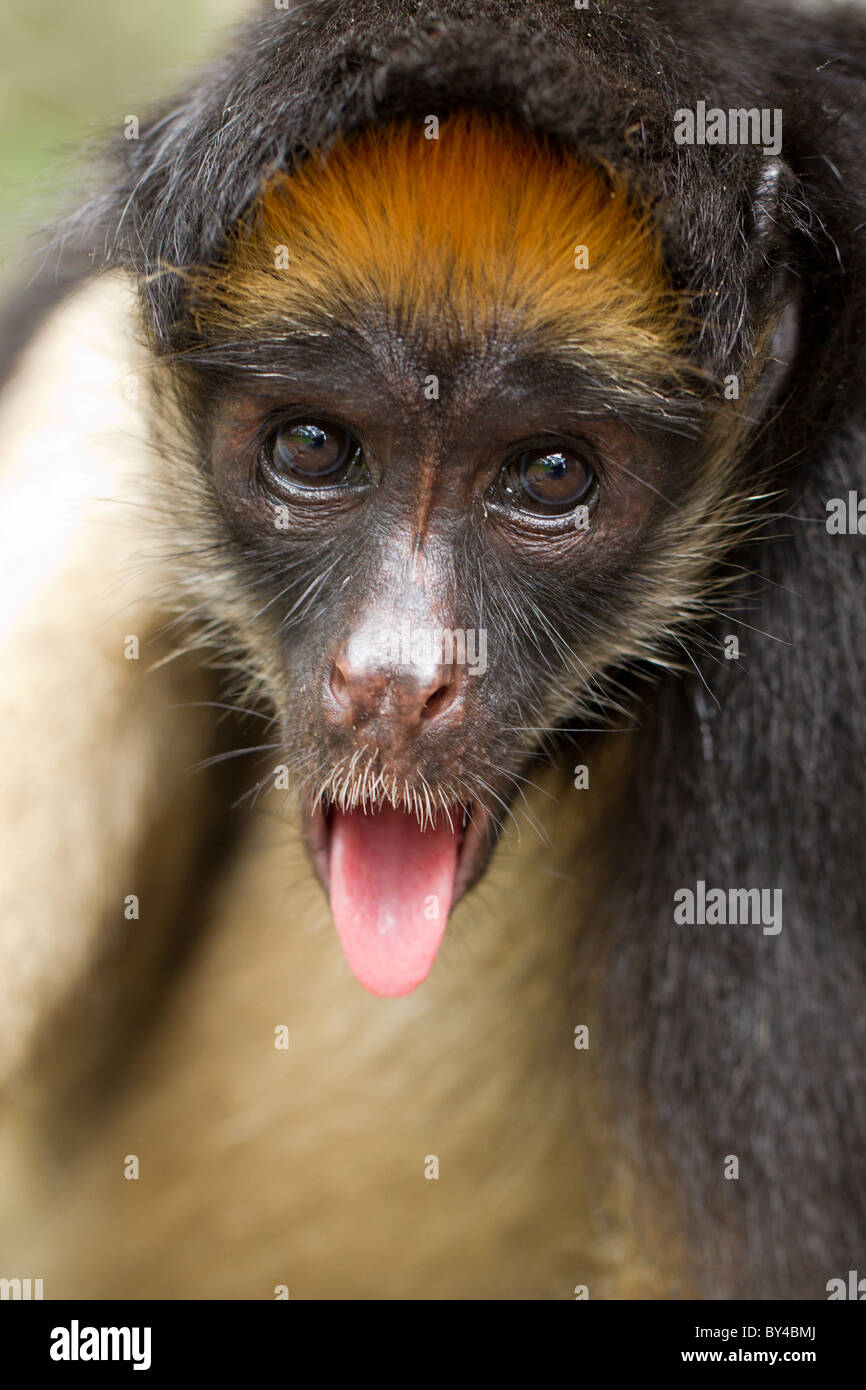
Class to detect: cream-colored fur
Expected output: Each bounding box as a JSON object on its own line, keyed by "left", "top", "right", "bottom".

{"left": 0, "top": 278, "right": 680, "bottom": 1299}
{"left": 0, "top": 278, "right": 217, "bottom": 1086}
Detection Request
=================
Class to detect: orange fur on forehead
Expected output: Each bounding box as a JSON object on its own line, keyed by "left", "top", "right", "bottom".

{"left": 196, "top": 112, "right": 685, "bottom": 370}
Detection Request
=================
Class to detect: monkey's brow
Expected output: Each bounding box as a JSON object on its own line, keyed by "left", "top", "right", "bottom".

{"left": 173, "top": 332, "right": 705, "bottom": 433}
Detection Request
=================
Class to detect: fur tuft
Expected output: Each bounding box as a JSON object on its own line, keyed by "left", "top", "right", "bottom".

{"left": 194, "top": 113, "right": 687, "bottom": 386}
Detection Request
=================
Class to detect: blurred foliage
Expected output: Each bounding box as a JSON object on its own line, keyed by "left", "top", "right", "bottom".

{"left": 0, "top": 0, "right": 246, "bottom": 284}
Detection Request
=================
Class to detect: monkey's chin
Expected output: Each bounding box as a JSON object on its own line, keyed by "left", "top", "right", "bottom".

{"left": 304, "top": 800, "right": 494, "bottom": 997}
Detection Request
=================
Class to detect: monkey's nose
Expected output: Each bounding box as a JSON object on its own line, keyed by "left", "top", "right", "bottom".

{"left": 327, "top": 644, "right": 460, "bottom": 732}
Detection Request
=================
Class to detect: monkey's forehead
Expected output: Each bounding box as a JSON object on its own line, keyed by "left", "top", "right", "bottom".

{"left": 189, "top": 113, "right": 687, "bottom": 388}
{"left": 84, "top": 0, "right": 798, "bottom": 367}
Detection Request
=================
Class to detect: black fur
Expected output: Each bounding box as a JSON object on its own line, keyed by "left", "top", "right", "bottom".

{"left": 21, "top": 0, "right": 866, "bottom": 1296}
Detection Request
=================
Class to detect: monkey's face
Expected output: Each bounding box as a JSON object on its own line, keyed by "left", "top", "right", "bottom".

{"left": 177, "top": 114, "right": 744, "bottom": 995}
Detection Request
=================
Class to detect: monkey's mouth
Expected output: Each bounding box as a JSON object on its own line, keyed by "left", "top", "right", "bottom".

{"left": 305, "top": 800, "right": 495, "bottom": 998}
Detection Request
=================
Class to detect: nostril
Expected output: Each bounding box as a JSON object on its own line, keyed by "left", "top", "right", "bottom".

{"left": 422, "top": 679, "right": 457, "bottom": 722}
{"left": 329, "top": 650, "right": 458, "bottom": 726}
{"left": 329, "top": 661, "right": 351, "bottom": 710}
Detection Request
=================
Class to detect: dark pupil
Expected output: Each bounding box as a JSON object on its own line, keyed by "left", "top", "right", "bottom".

{"left": 273, "top": 423, "right": 348, "bottom": 478}
{"left": 521, "top": 450, "right": 589, "bottom": 506}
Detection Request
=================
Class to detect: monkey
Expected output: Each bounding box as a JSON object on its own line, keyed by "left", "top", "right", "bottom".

{"left": 0, "top": 0, "right": 864, "bottom": 1301}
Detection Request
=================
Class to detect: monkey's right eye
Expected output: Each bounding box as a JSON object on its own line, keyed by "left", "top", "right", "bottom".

{"left": 259, "top": 420, "right": 369, "bottom": 494}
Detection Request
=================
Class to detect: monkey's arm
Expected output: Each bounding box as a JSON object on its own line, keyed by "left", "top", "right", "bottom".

{"left": 0, "top": 276, "right": 221, "bottom": 1085}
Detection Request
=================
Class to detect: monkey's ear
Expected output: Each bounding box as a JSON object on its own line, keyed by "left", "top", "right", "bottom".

{"left": 742, "top": 156, "right": 800, "bottom": 419}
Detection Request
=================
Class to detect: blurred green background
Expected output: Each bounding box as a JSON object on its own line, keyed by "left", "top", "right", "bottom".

{"left": 0, "top": 0, "right": 247, "bottom": 286}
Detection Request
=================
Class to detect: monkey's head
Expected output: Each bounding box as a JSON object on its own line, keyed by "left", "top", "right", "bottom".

{"left": 91, "top": 8, "right": 802, "bottom": 996}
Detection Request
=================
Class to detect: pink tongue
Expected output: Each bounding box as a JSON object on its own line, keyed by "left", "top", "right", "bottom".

{"left": 329, "top": 805, "right": 460, "bottom": 997}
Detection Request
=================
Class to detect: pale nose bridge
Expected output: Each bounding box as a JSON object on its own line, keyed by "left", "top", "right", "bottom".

{"left": 327, "top": 546, "right": 462, "bottom": 732}
{"left": 356, "top": 536, "right": 452, "bottom": 668}
{"left": 348, "top": 572, "right": 446, "bottom": 683}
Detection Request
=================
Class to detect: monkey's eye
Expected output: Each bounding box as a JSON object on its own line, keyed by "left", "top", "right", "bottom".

{"left": 494, "top": 445, "right": 596, "bottom": 517}
{"left": 260, "top": 420, "right": 369, "bottom": 492}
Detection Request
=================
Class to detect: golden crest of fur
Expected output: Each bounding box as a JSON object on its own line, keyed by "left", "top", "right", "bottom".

{"left": 194, "top": 112, "right": 687, "bottom": 381}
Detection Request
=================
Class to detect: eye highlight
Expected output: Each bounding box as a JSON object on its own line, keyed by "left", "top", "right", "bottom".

{"left": 260, "top": 419, "right": 369, "bottom": 494}
{"left": 493, "top": 444, "right": 596, "bottom": 517}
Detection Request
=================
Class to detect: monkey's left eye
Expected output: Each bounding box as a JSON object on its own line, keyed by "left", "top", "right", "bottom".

{"left": 493, "top": 444, "right": 596, "bottom": 517}
{"left": 260, "top": 420, "right": 369, "bottom": 492}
